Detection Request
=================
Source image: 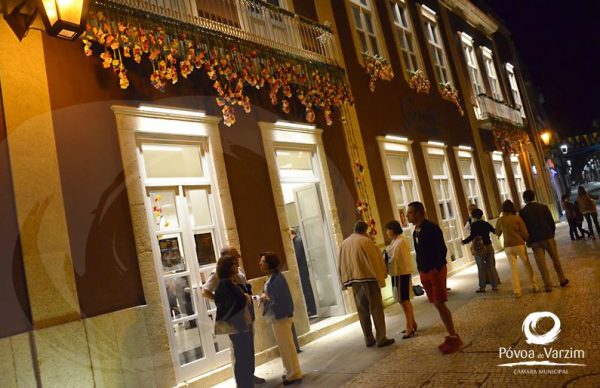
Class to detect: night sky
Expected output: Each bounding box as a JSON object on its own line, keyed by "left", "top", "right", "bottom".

{"left": 484, "top": 0, "right": 600, "bottom": 138}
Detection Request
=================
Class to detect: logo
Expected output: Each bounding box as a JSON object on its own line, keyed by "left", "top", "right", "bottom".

{"left": 497, "top": 311, "right": 586, "bottom": 374}
{"left": 522, "top": 311, "right": 561, "bottom": 345}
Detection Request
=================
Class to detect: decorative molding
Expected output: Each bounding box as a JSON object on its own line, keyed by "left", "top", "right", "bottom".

{"left": 441, "top": 0, "right": 499, "bottom": 34}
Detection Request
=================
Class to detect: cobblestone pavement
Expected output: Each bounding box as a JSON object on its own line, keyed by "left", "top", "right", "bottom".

{"left": 216, "top": 223, "right": 599, "bottom": 387}
{"left": 344, "top": 223, "right": 600, "bottom": 388}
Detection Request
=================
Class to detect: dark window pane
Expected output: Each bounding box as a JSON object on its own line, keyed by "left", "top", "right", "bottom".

{"left": 195, "top": 233, "right": 217, "bottom": 266}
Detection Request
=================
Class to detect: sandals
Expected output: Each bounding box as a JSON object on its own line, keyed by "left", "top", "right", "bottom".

{"left": 402, "top": 322, "right": 418, "bottom": 335}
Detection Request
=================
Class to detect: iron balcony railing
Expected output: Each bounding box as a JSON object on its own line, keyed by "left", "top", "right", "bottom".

{"left": 110, "top": 0, "right": 339, "bottom": 64}
{"left": 475, "top": 94, "right": 524, "bottom": 127}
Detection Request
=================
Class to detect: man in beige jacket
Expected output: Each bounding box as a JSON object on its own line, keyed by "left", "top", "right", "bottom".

{"left": 338, "top": 221, "right": 395, "bottom": 348}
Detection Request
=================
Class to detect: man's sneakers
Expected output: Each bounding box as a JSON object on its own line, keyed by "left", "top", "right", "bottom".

{"left": 438, "top": 335, "right": 463, "bottom": 354}
{"left": 377, "top": 338, "right": 396, "bottom": 347}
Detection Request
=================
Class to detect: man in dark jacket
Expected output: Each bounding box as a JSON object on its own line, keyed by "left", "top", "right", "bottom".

{"left": 407, "top": 201, "right": 462, "bottom": 354}
{"left": 519, "top": 190, "right": 569, "bottom": 292}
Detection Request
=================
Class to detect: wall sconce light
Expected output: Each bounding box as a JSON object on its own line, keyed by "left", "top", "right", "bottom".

{"left": 4, "top": 0, "right": 87, "bottom": 41}
{"left": 38, "top": 0, "right": 88, "bottom": 40}
{"left": 560, "top": 144, "right": 568, "bottom": 155}
{"left": 540, "top": 131, "right": 552, "bottom": 146}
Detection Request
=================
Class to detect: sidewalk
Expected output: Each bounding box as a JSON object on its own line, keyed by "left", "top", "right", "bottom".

{"left": 216, "top": 223, "right": 600, "bottom": 387}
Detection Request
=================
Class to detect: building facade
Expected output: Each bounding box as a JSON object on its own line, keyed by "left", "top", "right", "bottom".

{"left": 0, "top": 0, "right": 554, "bottom": 386}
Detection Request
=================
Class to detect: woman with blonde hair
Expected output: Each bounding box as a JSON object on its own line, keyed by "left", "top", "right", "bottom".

{"left": 495, "top": 200, "right": 539, "bottom": 298}
{"left": 385, "top": 220, "right": 417, "bottom": 338}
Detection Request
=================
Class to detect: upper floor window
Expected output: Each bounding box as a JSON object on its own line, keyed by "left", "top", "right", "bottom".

{"left": 481, "top": 47, "right": 503, "bottom": 101}
{"left": 388, "top": 0, "right": 423, "bottom": 76}
{"left": 420, "top": 5, "right": 452, "bottom": 86}
{"left": 505, "top": 63, "right": 526, "bottom": 118}
{"left": 460, "top": 33, "right": 485, "bottom": 97}
{"left": 349, "top": 0, "right": 382, "bottom": 56}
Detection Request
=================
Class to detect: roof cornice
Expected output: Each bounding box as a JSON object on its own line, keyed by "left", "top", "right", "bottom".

{"left": 440, "top": 0, "right": 499, "bottom": 35}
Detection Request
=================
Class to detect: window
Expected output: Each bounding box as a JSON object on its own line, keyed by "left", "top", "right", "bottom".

{"left": 349, "top": 0, "right": 382, "bottom": 56}
{"left": 388, "top": 0, "right": 422, "bottom": 75}
{"left": 506, "top": 63, "right": 526, "bottom": 118}
{"left": 492, "top": 152, "right": 511, "bottom": 203}
{"left": 460, "top": 33, "right": 485, "bottom": 97}
{"left": 421, "top": 6, "right": 452, "bottom": 85}
{"left": 458, "top": 152, "right": 483, "bottom": 209}
{"left": 511, "top": 155, "right": 527, "bottom": 206}
{"left": 482, "top": 47, "right": 503, "bottom": 101}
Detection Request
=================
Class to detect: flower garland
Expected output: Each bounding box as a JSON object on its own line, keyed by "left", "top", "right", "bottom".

{"left": 492, "top": 120, "right": 530, "bottom": 154}
{"left": 363, "top": 53, "right": 394, "bottom": 92}
{"left": 408, "top": 69, "right": 430, "bottom": 94}
{"left": 440, "top": 83, "right": 464, "bottom": 116}
{"left": 82, "top": 6, "right": 354, "bottom": 127}
{"left": 354, "top": 160, "right": 377, "bottom": 238}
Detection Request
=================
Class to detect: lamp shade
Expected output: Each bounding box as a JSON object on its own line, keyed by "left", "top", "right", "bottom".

{"left": 38, "top": 0, "right": 88, "bottom": 39}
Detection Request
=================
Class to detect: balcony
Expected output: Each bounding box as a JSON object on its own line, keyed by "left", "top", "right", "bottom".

{"left": 103, "top": 0, "right": 339, "bottom": 65}
{"left": 475, "top": 94, "right": 524, "bottom": 128}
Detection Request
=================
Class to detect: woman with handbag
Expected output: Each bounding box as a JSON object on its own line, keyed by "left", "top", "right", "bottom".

{"left": 385, "top": 220, "right": 417, "bottom": 339}
{"left": 259, "top": 252, "right": 303, "bottom": 385}
{"left": 462, "top": 208, "right": 499, "bottom": 293}
{"left": 215, "top": 255, "right": 254, "bottom": 388}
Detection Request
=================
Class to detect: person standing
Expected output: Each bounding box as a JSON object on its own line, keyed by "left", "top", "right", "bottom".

{"left": 495, "top": 200, "right": 539, "bottom": 298}
{"left": 576, "top": 185, "right": 600, "bottom": 238}
{"left": 214, "top": 255, "right": 254, "bottom": 388}
{"left": 519, "top": 190, "right": 569, "bottom": 292}
{"left": 202, "top": 246, "right": 265, "bottom": 385}
{"left": 385, "top": 221, "right": 417, "bottom": 338}
{"left": 406, "top": 202, "right": 462, "bottom": 354}
{"left": 338, "top": 221, "right": 395, "bottom": 348}
{"left": 562, "top": 195, "right": 584, "bottom": 240}
{"left": 259, "top": 252, "right": 302, "bottom": 385}
{"left": 462, "top": 208, "right": 499, "bottom": 293}
{"left": 290, "top": 229, "right": 317, "bottom": 317}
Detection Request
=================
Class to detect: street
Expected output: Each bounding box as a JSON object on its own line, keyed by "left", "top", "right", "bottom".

{"left": 217, "top": 222, "right": 600, "bottom": 387}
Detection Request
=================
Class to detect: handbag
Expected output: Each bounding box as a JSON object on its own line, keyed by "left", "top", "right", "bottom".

{"left": 215, "top": 305, "right": 252, "bottom": 335}
{"left": 412, "top": 284, "right": 425, "bottom": 296}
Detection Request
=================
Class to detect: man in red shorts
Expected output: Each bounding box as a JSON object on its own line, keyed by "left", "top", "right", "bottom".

{"left": 407, "top": 201, "right": 462, "bottom": 354}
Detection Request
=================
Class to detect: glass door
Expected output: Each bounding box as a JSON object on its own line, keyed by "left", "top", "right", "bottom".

{"left": 139, "top": 141, "right": 229, "bottom": 381}
{"left": 428, "top": 153, "right": 465, "bottom": 263}
{"left": 276, "top": 147, "right": 345, "bottom": 318}
{"left": 293, "top": 184, "right": 343, "bottom": 316}
{"left": 492, "top": 152, "right": 512, "bottom": 203}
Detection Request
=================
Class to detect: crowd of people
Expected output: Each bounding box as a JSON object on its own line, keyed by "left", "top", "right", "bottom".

{"left": 208, "top": 187, "right": 587, "bottom": 387}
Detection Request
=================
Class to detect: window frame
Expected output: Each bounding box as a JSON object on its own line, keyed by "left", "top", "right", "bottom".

{"left": 481, "top": 46, "right": 503, "bottom": 101}
{"left": 419, "top": 5, "right": 453, "bottom": 87}
{"left": 346, "top": 0, "right": 387, "bottom": 61}
{"left": 386, "top": 0, "right": 425, "bottom": 79}
{"left": 505, "top": 63, "right": 526, "bottom": 118}
{"left": 459, "top": 32, "right": 486, "bottom": 98}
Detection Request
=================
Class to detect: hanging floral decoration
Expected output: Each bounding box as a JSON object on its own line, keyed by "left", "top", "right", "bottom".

{"left": 408, "top": 69, "right": 430, "bottom": 94}
{"left": 81, "top": 2, "right": 354, "bottom": 127}
{"left": 440, "top": 83, "right": 464, "bottom": 116}
{"left": 492, "top": 120, "right": 530, "bottom": 154}
{"left": 353, "top": 160, "right": 377, "bottom": 238}
{"left": 363, "top": 53, "right": 394, "bottom": 92}
{"left": 152, "top": 194, "right": 170, "bottom": 229}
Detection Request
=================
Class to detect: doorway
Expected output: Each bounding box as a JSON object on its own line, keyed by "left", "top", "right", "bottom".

{"left": 275, "top": 147, "right": 345, "bottom": 319}
{"left": 138, "top": 140, "right": 230, "bottom": 381}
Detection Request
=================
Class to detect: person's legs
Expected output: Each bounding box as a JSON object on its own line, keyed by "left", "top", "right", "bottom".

{"left": 531, "top": 244, "right": 552, "bottom": 291}
{"left": 577, "top": 222, "right": 590, "bottom": 237}
{"left": 399, "top": 274, "right": 415, "bottom": 334}
{"left": 516, "top": 245, "right": 539, "bottom": 291}
{"left": 351, "top": 283, "right": 375, "bottom": 345}
{"left": 505, "top": 246, "right": 521, "bottom": 296}
{"left": 485, "top": 245, "right": 499, "bottom": 289}
{"left": 271, "top": 318, "right": 302, "bottom": 381}
{"left": 545, "top": 239, "right": 568, "bottom": 284}
{"left": 291, "top": 323, "right": 300, "bottom": 353}
{"left": 567, "top": 219, "right": 578, "bottom": 240}
{"left": 229, "top": 332, "right": 254, "bottom": 388}
{"left": 474, "top": 255, "right": 487, "bottom": 290}
{"left": 585, "top": 213, "right": 596, "bottom": 237}
{"left": 591, "top": 212, "right": 600, "bottom": 236}
{"left": 434, "top": 301, "right": 457, "bottom": 336}
{"left": 365, "top": 282, "right": 389, "bottom": 345}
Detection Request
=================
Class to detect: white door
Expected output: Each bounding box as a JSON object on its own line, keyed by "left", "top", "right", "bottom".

{"left": 293, "top": 183, "right": 344, "bottom": 317}
{"left": 139, "top": 141, "right": 229, "bottom": 381}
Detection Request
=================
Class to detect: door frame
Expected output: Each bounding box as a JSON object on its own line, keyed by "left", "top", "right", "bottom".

{"left": 259, "top": 121, "right": 348, "bottom": 319}
{"left": 112, "top": 105, "right": 239, "bottom": 383}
